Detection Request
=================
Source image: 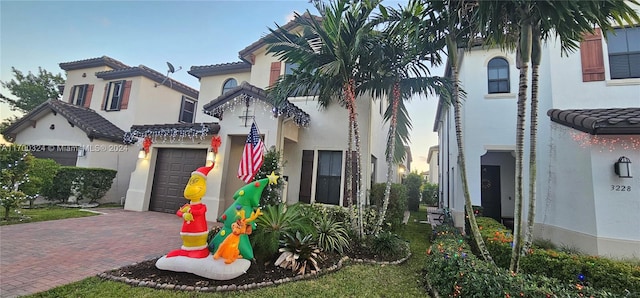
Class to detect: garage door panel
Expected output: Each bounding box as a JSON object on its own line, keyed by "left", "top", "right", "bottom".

{"left": 149, "top": 148, "right": 207, "bottom": 214}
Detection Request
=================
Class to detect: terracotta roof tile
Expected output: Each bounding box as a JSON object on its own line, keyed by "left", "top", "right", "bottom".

{"left": 96, "top": 65, "right": 198, "bottom": 99}
{"left": 59, "top": 56, "right": 129, "bottom": 71}
{"left": 188, "top": 62, "right": 251, "bottom": 78}
{"left": 547, "top": 107, "right": 640, "bottom": 135}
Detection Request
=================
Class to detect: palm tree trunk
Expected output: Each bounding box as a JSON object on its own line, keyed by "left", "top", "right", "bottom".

{"left": 351, "top": 100, "right": 364, "bottom": 238}
{"left": 510, "top": 23, "right": 532, "bottom": 273}
{"left": 375, "top": 81, "right": 400, "bottom": 234}
{"left": 524, "top": 31, "right": 541, "bottom": 253}
{"left": 344, "top": 83, "right": 358, "bottom": 235}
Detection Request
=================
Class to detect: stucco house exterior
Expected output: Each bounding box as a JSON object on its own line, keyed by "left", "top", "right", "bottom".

{"left": 427, "top": 145, "right": 438, "bottom": 185}
{"left": 434, "top": 17, "right": 640, "bottom": 257}
{"left": 3, "top": 56, "right": 201, "bottom": 203}
{"left": 123, "top": 17, "right": 404, "bottom": 220}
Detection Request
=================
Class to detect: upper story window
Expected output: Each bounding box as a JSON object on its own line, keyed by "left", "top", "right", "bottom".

{"left": 70, "top": 84, "right": 88, "bottom": 106}
{"left": 487, "top": 57, "right": 510, "bottom": 93}
{"left": 222, "top": 78, "right": 237, "bottom": 95}
{"left": 179, "top": 96, "right": 196, "bottom": 123}
{"left": 607, "top": 27, "right": 640, "bottom": 79}
{"left": 285, "top": 62, "right": 299, "bottom": 75}
{"left": 104, "top": 80, "right": 125, "bottom": 111}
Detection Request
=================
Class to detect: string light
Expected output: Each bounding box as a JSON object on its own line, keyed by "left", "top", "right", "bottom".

{"left": 204, "top": 94, "right": 310, "bottom": 127}
{"left": 560, "top": 127, "right": 640, "bottom": 152}
{"left": 123, "top": 123, "right": 212, "bottom": 145}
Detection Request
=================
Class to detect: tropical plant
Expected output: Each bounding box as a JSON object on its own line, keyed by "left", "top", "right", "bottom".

{"left": 275, "top": 231, "right": 322, "bottom": 275}
{"left": 366, "top": 230, "right": 408, "bottom": 260}
{"left": 265, "top": 0, "right": 383, "bottom": 239}
{"left": 251, "top": 203, "right": 313, "bottom": 260}
{"left": 475, "top": 0, "right": 640, "bottom": 272}
{"left": 313, "top": 213, "right": 350, "bottom": 254}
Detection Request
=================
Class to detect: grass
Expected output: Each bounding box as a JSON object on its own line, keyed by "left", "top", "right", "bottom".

{"left": 0, "top": 205, "right": 103, "bottom": 226}
{"left": 26, "top": 210, "right": 432, "bottom": 298}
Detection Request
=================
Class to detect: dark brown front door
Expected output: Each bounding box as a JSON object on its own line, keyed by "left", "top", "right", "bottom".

{"left": 480, "top": 165, "right": 501, "bottom": 222}
{"left": 149, "top": 148, "right": 207, "bottom": 213}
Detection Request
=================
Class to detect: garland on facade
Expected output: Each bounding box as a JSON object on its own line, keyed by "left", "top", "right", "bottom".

{"left": 205, "top": 94, "right": 310, "bottom": 127}
{"left": 123, "top": 123, "right": 212, "bottom": 145}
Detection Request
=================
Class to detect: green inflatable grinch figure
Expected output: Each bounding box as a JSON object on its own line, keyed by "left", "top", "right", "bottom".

{"left": 209, "top": 176, "right": 275, "bottom": 260}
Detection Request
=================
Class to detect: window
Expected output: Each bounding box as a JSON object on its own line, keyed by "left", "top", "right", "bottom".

{"left": 70, "top": 84, "right": 87, "bottom": 106}
{"left": 487, "top": 58, "right": 510, "bottom": 93}
{"left": 104, "top": 80, "right": 125, "bottom": 111}
{"left": 315, "top": 150, "right": 342, "bottom": 205}
{"left": 608, "top": 27, "right": 640, "bottom": 79}
{"left": 284, "top": 62, "right": 299, "bottom": 75}
{"left": 222, "top": 78, "right": 237, "bottom": 95}
{"left": 371, "top": 155, "right": 377, "bottom": 186}
{"left": 179, "top": 96, "right": 196, "bottom": 123}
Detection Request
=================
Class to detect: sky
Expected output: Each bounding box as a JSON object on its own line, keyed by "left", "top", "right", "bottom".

{"left": 0, "top": 0, "right": 442, "bottom": 173}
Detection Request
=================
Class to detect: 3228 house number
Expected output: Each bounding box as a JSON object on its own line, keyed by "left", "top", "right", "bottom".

{"left": 611, "top": 185, "right": 632, "bottom": 191}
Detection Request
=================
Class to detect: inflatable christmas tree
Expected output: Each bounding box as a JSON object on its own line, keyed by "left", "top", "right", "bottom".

{"left": 209, "top": 177, "right": 271, "bottom": 260}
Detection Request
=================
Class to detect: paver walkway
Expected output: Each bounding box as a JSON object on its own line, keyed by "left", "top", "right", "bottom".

{"left": 0, "top": 208, "right": 197, "bottom": 298}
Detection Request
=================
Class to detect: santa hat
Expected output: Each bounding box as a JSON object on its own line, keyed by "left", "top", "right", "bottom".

{"left": 192, "top": 164, "right": 214, "bottom": 178}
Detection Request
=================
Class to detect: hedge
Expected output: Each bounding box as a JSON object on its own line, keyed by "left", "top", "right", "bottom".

{"left": 43, "top": 167, "right": 117, "bottom": 203}
{"left": 423, "top": 225, "right": 621, "bottom": 297}
{"left": 370, "top": 183, "right": 407, "bottom": 231}
{"left": 475, "top": 217, "right": 640, "bottom": 296}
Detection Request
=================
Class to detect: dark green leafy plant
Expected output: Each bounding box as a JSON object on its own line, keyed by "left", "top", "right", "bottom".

{"left": 403, "top": 172, "right": 422, "bottom": 211}
{"left": 367, "top": 231, "right": 408, "bottom": 260}
{"left": 43, "top": 167, "right": 116, "bottom": 203}
{"left": 20, "top": 158, "right": 59, "bottom": 208}
{"left": 251, "top": 203, "right": 313, "bottom": 261}
{"left": 275, "top": 231, "right": 321, "bottom": 275}
{"left": 421, "top": 182, "right": 438, "bottom": 206}
{"left": 370, "top": 183, "right": 406, "bottom": 231}
{"left": 0, "top": 146, "right": 33, "bottom": 219}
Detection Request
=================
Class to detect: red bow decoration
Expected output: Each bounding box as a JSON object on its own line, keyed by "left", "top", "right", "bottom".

{"left": 143, "top": 137, "right": 152, "bottom": 154}
{"left": 211, "top": 135, "right": 221, "bottom": 153}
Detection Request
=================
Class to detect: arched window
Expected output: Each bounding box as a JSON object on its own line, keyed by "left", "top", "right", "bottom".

{"left": 222, "top": 78, "right": 237, "bottom": 95}
{"left": 487, "top": 58, "right": 510, "bottom": 93}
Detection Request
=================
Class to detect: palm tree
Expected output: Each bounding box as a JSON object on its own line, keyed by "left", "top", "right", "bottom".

{"left": 476, "top": 0, "right": 640, "bottom": 272}
{"left": 366, "top": 0, "right": 450, "bottom": 235}
{"left": 265, "top": 0, "right": 382, "bottom": 238}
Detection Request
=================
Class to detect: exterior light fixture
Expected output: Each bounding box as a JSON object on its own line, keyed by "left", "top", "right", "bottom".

{"left": 138, "top": 149, "right": 146, "bottom": 159}
{"left": 614, "top": 156, "right": 632, "bottom": 178}
{"left": 398, "top": 165, "right": 406, "bottom": 174}
{"left": 206, "top": 150, "right": 215, "bottom": 163}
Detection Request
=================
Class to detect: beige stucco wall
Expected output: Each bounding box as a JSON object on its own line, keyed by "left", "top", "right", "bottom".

{"left": 195, "top": 72, "right": 251, "bottom": 123}
{"left": 61, "top": 66, "right": 113, "bottom": 106}
{"left": 13, "top": 112, "right": 134, "bottom": 203}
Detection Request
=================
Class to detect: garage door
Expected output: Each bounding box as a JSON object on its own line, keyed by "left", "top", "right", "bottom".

{"left": 31, "top": 148, "right": 77, "bottom": 166}
{"left": 149, "top": 148, "right": 207, "bottom": 213}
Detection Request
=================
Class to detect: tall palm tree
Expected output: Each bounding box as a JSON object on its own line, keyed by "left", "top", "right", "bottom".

{"left": 265, "top": 0, "right": 382, "bottom": 238}
{"left": 476, "top": 0, "right": 640, "bottom": 272}
{"left": 366, "top": 0, "right": 451, "bottom": 235}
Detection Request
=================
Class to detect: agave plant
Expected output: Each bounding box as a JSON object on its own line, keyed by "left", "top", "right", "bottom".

{"left": 275, "top": 231, "right": 321, "bottom": 275}
{"left": 251, "top": 203, "right": 313, "bottom": 260}
{"left": 314, "top": 213, "right": 350, "bottom": 254}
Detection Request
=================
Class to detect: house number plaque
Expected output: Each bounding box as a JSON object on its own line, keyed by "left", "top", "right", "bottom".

{"left": 610, "top": 185, "right": 632, "bottom": 192}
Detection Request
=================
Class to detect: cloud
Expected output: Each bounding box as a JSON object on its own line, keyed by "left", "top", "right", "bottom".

{"left": 285, "top": 10, "right": 299, "bottom": 23}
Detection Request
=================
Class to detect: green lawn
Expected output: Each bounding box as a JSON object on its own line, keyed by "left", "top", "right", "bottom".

{"left": 27, "top": 211, "right": 432, "bottom": 298}
{"left": 0, "top": 205, "right": 100, "bottom": 226}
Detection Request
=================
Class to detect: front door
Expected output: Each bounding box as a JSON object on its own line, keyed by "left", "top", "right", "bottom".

{"left": 480, "top": 165, "right": 501, "bottom": 222}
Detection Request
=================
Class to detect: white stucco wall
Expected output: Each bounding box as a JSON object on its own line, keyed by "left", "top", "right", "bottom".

{"left": 195, "top": 72, "right": 251, "bottom": 123}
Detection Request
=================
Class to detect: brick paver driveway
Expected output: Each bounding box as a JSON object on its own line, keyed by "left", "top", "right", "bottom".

{"left": 0, "top": 208, "right": 186, "bottom": 298}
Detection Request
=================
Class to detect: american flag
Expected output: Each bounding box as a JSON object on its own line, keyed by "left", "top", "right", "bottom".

{"left": 238, "top": 122, "right": 265, "bottom": 183}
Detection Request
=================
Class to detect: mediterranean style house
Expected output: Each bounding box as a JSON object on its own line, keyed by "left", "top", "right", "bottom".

{"left": 434, "top": 16, "right": 640, "bottom": 257}
{"left": 3, "top": 56, "right": 200, "bottom": 203}
{"left": 122, "top": 17, "right": 405, "bottom": 219}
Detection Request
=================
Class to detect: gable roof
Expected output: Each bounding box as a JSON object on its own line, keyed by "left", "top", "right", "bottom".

{"left": 238, "top": 12, "right": 322, "bottom": 63}
{"left": 3, "top": 99, "right": 127, "bottom": 143}
{"left": 202, "top": 81, "right": 310, "bottom": 126}
{"left": 188, "top": 61, "right": 251, "bottom": 79}
{"left": 96, "top": 65, "right": 199, "bottom": 99}
{"left": 548, "top": 108, "right": 640, "bottom": 135}
{"left": 59, "top": 56, "right": 129, "bottom": 71}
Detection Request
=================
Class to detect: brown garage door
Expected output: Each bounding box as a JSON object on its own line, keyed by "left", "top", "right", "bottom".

{"left": 149, "top": 148, "right": 207, "bottom": 213}
{"left": 31, "top": 147, "right": 77, "bottom": 166}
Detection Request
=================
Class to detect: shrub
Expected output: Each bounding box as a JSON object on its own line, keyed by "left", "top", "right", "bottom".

{"left": 421, "top": 182, "right": 438, "bottom": 206}
{"left": 403, "top": 172, "right": 422, "bottom": 211}
{"left": 365, "top": 231, "right": 408, "bottom": 260}
{"left": 313, "top": 213, "right": 350, "bottom": 254}
{"left": 43, "top": 167, "right": 116, "bottom": 203}
{"left": 275, "top": 231, "right": 321, "bottom": 275}
{"left": 251, "top": 203, "right": 313, "bottom": 261}
{"left": 475, "top": 216, "right": 640, "bottom": 295}
{"left": 254, "top": 147, "right": 285, "bottom": 206}
{"left": 370, "top": 183, "right": 407, "bottom": 231}
{"left": 20, "top": 158, "right": 60, "bottom": 207}
{"left": 0, "top": 146, "right": 33, "bottom": 219}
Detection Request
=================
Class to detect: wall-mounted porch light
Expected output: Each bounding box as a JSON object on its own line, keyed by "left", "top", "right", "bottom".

{"left": 138, "top": 149, "right": 146, "bottom": 159}
{"left": 206, "top": 149, "right": 216, "bottom": 163}
{"left": 614, "top": 156, "right": 632, "bottom": 178}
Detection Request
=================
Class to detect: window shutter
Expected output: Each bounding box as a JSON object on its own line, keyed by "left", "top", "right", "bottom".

{"left": 580, "top": 28, "right": 605, "bottom": 82}
{"left": 83, "top": 84, "right": 93, "bottom": 108}
{"left": 269, "top": 62, "right": 281, "bottom": 86}
{"left": 69, "top": 86, "right": 75, "bottom": 103}
{"left": 299, "top": 150, "right": 314, "bottom": 204}
{"left": 120, "top": 80, "right": 132, "bottom": 110}
{"left": 101, "top": 84, "right": 108, "bottom": 110}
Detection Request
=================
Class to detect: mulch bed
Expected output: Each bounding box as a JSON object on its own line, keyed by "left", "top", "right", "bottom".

{"left": 101, "top": 245, "right": 410, "bottom": 292}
